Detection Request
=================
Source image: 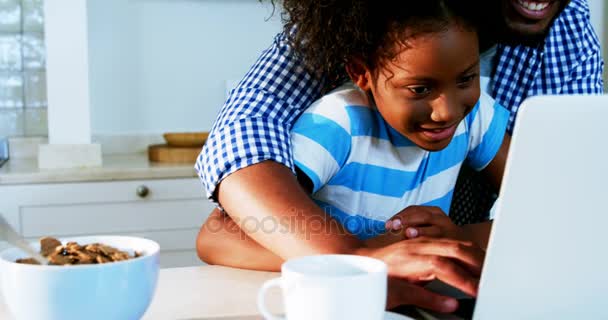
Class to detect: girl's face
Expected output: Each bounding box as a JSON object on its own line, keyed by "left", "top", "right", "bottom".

{"left": 353, "top": 25, "right": 480, "bottom": 151}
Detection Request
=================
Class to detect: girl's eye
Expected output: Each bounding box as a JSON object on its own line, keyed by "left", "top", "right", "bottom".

{"left": 458, "top": 74, "right": 478, "bottom": 86}
{"left": 407, "top": 86, "right": 431, "bottom": 95}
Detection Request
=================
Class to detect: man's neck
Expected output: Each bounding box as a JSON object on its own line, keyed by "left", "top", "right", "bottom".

{"left": 480, "top": 38, "right": 497, "bottom": 53}
{"left": 498, "top": 31, "right": 547, "bottom": 47}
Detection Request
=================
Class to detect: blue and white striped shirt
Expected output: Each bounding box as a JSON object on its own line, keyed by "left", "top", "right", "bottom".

{"left": 291, "top": 84, "right": 510, "bottom": 239}
{"left": 196, "top": 0, "right": 603, "bottom": 202}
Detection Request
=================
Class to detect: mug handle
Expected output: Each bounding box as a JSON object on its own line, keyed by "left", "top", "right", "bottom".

{"left": 257, "top": 277, "right": 285, "bottom": 320}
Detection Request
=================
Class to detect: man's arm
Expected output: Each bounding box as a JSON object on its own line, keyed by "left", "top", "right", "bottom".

{"left": 197, "top": 198, "right": 482, "bottom": 312}
{"left": 196, "top": 207, "right": 406, "bottom": 269}
{"left": 197, "top": 208, "right": 283, "bottom": 271}
{"left": 197, "top": 161, "right": 488, "bottom": 312}
{"left": 208, "top": 162, "right": 485, "bottom": 308}
{"left": 560, "top": 13, "right": 604, "bottom": 95}
{"left": 217, "top": 161, "right": 364, "bottom": 259}
{"left": 196, "top": 202, "right": 409, "bottom": 270}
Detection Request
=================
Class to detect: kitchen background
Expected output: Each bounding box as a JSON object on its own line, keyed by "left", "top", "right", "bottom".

{"left": 0, "top": 0, "right": 606, "bottom": 270}
{"left": 0, "top": 0, "right": 605, "bottom": 139}
{"left": 0, "top": 0, "right": 282, "bottom": 138}
{"left": 0, "top": 0, "right": 282, "bottom": 269}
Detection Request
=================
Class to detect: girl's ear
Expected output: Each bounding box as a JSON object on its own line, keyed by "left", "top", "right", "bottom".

{"left": 345, "top": 59, "right": 372, "bottom": 91}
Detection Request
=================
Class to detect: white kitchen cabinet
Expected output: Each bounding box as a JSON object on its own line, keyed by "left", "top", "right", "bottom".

{"left": 0, "top": 178, "right": 213, "bottom": 268}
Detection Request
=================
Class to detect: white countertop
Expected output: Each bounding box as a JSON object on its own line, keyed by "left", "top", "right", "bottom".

{"left": 0, "top": 154, "right": 197, "bottom": 185}
{"left": 0, "top": 266, "right": 282, "bottom": 320}
{"left": 0, "top": 266, "right": 441, "bottom": 319}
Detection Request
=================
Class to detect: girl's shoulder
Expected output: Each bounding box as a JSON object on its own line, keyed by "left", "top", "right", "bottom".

{"left": 308, "top": 83, "right": 371, "bottom": 112}
{"left": 301, "top": 83, "right": 374, "bottom": 133}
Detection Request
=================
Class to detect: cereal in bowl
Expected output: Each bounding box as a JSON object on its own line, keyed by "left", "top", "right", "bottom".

{"left": 16, "top": 236, "right": 142, "bottom": 265}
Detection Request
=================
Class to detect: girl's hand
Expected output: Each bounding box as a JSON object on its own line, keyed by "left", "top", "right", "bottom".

{"left": 385, "top": 206, "right": 473, "bottom": 242}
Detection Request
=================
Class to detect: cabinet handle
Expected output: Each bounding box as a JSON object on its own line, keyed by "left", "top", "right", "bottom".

{"left": 136, "top": 185, "right": 150, "bottom": 198}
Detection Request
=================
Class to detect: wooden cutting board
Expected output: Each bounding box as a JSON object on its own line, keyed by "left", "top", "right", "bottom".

{"left": 148, "top": 144, "right": 201, "bottom": 163}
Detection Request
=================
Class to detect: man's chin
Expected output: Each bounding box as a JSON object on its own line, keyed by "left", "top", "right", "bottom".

{"left": 511, "top": 21, "right": 549, "bottom": 35}
{"left": 499, "top": 0, "right": 569, "bottom": 43}
{"left": 502, "top": 21, "right": 549, "bottom": 44}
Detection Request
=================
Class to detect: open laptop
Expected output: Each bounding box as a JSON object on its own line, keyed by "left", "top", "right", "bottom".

{"left": 414, "top": 95, "right": 608, "bottom": 320}
{"left": 472, "top": 94, "right": 608, "bottom": 319}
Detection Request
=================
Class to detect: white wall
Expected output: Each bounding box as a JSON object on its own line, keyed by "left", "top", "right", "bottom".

{"left": 87, "top": 0, "right": 282, "bottom": 135}
{"left": 588, "top": 0, "right": 607, "bottom": 85}
{"left": 85, "top": 0, "right": 606, "bottom": 137}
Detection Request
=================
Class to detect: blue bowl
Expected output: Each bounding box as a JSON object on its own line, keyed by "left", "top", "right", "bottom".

{"left": 0, "top": 236, "right": 160, "bottom": 320}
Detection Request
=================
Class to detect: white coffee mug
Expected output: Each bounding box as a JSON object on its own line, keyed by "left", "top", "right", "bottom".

{"left": 257, "top": 254, "right": 387, "bottom": 320}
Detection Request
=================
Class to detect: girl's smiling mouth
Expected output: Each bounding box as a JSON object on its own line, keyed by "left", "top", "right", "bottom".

{"left": 419, "top": 123, "right": 459, "bottom": 142}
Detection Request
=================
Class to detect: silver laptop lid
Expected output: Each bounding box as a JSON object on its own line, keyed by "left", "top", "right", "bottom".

{"left": 474, "top": 95, "right": 608, "bottom": 320}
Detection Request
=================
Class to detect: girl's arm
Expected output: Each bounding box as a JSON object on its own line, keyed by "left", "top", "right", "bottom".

{"left": 481, "top": 134, "right": 511, "bottom": 191}
{"left": 464, "top": 133, "right": 511, "bottom": 248}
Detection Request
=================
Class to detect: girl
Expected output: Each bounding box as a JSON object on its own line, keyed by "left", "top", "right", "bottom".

{"left": 288, "top": 1, "right": 510, "bottom": 243}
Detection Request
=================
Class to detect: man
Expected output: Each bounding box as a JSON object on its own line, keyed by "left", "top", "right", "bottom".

{"left": 195, "top": 0, "right": 603, "bottom": 313}
{"left": 451, "top": 0, "right": 603, "bottom": 224}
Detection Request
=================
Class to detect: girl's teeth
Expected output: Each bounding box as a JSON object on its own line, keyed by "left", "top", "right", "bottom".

{"left": 518, "top": 0, "right": 549, "bottom": 11}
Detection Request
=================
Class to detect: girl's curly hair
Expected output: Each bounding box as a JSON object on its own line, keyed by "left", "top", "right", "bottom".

{"left": 266, "top": 1, "right": 482, "bottom": 90}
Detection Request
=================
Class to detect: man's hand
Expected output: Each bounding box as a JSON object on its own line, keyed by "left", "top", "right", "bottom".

{"left": 387, "top": 278, "right": 459, "bottom": 312}
{"left": 357, "top": 237, "right": 485, "bottom": 312}
{"left": 385, "top": 206, "right": 473, "bottom": 242}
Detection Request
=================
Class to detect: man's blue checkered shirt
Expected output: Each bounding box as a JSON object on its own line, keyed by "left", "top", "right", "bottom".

{"left": 196, "top": 0, "right": 604, "bottom": 202}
